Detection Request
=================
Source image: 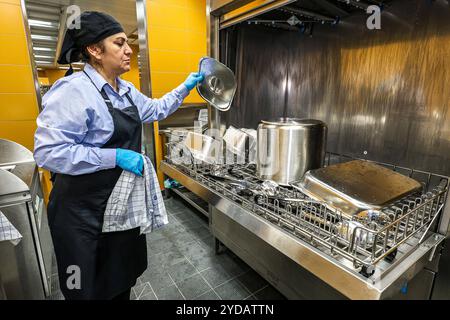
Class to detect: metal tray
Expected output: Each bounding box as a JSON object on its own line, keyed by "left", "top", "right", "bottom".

{"left": 196, "top": 57, "right": 236, "bottom": 111}
{"left": 294, "top": 160, "right": 423, "bottom": 219}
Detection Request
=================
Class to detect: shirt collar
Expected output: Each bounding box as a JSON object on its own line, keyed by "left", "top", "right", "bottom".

{"left": 116, "top": 77, "right": 131, "bottom": 97}
{"left": 83, "top": 63, "right": 131, "bottom": 97}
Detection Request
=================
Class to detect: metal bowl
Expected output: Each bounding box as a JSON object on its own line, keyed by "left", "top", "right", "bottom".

{"left": 196, "top": 57, "right": 236, "bottom": 111}
{"left": 182, "top": 131, "right": 221, "bottom": 164}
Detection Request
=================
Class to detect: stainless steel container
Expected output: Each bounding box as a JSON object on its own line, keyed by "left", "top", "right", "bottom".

{"left": 256, "top": 118, "right": 327, "bottom": 185}
{"left": 296, "top": 159, "right": 423, "bottom": 219}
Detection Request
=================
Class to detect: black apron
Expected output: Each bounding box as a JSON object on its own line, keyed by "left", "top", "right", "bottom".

{"left": 47, "top": 74, "right": 147, "bottom": 300}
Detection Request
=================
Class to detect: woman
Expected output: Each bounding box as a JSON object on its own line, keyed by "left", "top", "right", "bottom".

{"left": 33, "top": 11, "right": 204, "bottom": 300}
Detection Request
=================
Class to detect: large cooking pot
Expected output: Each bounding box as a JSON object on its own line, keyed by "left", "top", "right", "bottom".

{"left": 256, "top": 118, "right": 327, "bottom": 185}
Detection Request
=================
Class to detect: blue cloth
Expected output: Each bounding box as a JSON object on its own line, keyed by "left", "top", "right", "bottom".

{"left": 34, "top": 63, "right": 189, "bottom": 175}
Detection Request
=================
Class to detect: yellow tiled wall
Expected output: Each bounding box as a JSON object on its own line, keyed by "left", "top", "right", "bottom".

{"left": 38, "top": 77, "right": 49, "bottom": 86}
{"left": 39, "top": 69, "right": 81, "bottom": 85}
{"left": 147, "top": 0, "right": 206, "bottom": 102}
{"left": 0, "top": 0, "right": 205, "bottom": 186}
{"left": 0, "top": 0, "right": 39, "bottom": 151}
{"left": 45, "top": 69, "right": 68, "bottom": 84}
{"left": 146, "top": 0, "right": 207, "bottom": 186}
{"left": 121, "top": 44, "right": 141, "bottom": 89}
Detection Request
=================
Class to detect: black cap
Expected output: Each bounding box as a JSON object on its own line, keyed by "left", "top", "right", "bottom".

{"left": 57, "top": 11, "right": 124, "bottom": 65}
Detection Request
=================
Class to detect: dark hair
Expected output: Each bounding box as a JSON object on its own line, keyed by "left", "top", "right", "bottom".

{"left": 79, "top": 40, "right": 105, "bottom": 63}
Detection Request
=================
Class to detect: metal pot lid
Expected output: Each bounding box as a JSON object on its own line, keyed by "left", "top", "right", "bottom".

{"left": 196, "top": 57, "right": 236, "bottom": 112}
{"left": 261, "top": 118, "right": 325, "bottom": 126}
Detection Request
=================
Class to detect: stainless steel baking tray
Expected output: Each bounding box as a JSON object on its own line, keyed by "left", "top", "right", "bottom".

{"left": 196, "top": 57, "right": 236, "bottom": 111}
{"left": 294, "top": 160, "right": 423, "bottom": 219}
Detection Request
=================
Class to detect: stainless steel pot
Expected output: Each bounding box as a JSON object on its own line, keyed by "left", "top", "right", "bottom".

{"left": 256, "top": 118, "right": 327, "bottom": 185}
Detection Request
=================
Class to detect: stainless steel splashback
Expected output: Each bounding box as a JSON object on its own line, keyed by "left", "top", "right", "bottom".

{"left": 224, "top": 0, "right": 450, "bottom": 176}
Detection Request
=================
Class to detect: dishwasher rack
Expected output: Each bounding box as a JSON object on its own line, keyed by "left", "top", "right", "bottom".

{"left": 166, "top": 152, "right": 449, "bottom": 277}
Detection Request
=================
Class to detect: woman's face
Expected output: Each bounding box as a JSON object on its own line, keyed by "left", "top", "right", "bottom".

{"left": 88, "top": 32, "right": 133, "bottom": 75}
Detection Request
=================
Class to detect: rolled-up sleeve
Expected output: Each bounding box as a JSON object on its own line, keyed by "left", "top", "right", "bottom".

{"left": 130, "top": 83, "right": 189, "bottom": 123}
{"left": 34, "top": 80, "right": 116, "bottom": 175}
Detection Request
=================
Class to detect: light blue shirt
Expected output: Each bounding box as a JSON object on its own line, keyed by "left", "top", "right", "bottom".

{"left": 34, "top": 63, "right": 189, "bottom": 175}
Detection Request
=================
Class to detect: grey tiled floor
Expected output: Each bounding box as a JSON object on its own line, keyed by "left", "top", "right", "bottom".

{"left": 133, "top": 194, "right": 285, "bottom": 300}
{"left": 47, "top": 194, "right": 286, "bottom": 300}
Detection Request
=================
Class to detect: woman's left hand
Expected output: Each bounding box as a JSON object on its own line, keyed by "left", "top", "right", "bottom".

{"left": 184, "top": 72, "right": 204, "bottom": 91}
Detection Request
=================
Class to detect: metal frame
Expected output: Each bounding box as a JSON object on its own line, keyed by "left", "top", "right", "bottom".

{"left": 207, "top": 0, "right": 223, "bottom": 136}
{"left": 161, "top": 160, "right": 446, "bottom": 299}
{"left": 164, "top": 152, "right": 448, "bottom": 265}
{"left": 210, "top": 0, "right": 255, "bottom": 15}
{"left": 20, "top": 0, "right": 43, "bottom": 112}
{"left": 171, "top": 187, "right": 209, "bottom": 217}
{"left": 439, "top": 192, "right": 450, "bottom": 237}
{"left": 220, "top": 0, "right": 297, "bottom": 29}
{"left": 54, "top": 5, "right": 67, "bottom": 68}
{"left": 207, "top": 0, "right": 298, "bottom": 135}
{"left": 136, "top": 0, "right": 152, "bottom": 99}
{"left": 136, "top": 0, "right": 156, "bottom": 164}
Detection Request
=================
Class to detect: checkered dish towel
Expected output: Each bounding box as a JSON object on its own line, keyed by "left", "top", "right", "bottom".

{"left": 0, "top": 209, "right": 23, "bottom": 245}
{"left": 102, "top": 155, "right": 168, "bottom": 234}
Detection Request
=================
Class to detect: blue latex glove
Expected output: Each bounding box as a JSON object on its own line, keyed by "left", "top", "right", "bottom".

{"left": 184, "top": 72, "right": 204, "bottom": 91}
{"left": 115, "top": 148, "right": 143, "bottom": 176}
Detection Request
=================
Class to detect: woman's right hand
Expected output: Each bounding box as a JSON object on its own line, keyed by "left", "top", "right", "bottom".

{"left": 183, "top": 72, "right": 204, "bottom": 91}
{"left": 115, "top": 149, "right": 143, "bottom": 176}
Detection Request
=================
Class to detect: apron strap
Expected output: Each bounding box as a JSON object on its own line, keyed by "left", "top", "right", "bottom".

{"left": 124, "top": 92, "right": 136, "bottom": 107}
{"left": 83, "top": 70, "right": 115, "bottom": 113}
{"left": 83, "top": 70, "right": 137, "bottom": 111}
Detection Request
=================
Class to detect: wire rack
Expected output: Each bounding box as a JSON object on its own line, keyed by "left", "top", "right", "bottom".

{"left": 164, "top": 134, "right": 449, "bottom": 276}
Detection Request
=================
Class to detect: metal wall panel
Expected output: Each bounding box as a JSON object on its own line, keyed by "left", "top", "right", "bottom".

{"left": 225, "top": 0, "right": 450, "bottom": 176}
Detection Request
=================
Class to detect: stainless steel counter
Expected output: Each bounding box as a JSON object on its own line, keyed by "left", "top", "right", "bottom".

{"left": 161, "top": 160, "right": 447, "bottom": 299}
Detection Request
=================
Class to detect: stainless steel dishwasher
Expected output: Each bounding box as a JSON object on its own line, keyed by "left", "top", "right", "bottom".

{"left": 0, "top": 139, "right": 53, "bottom": 299}
{"left": 161, "top": 0, "right": 450, "bottom": 300}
